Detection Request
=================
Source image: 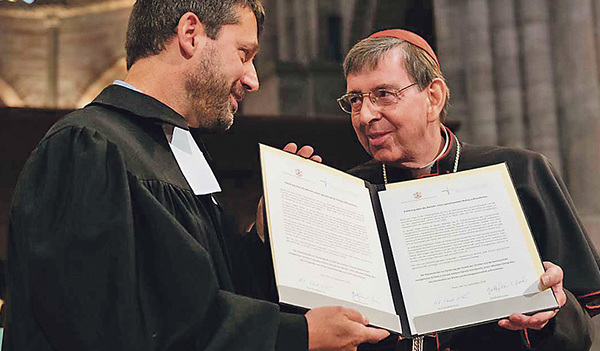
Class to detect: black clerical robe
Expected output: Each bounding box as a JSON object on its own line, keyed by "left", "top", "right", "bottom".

{"left": 4, "top": 85, "right": 307, "bottom": 351}
{"left": 351, "top": 127, "right": 600, "bottom": 351}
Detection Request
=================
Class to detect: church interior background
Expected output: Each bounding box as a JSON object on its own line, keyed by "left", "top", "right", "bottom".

{"left": 1, "top": 0, "right": 599, "bottom": 346}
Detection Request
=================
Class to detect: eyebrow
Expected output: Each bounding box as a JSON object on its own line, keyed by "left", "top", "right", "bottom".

{"left": 242, "top": 43, "right": 260, "bottom": 55}
{"left": 374, "top": 84, "right": 399, "bottom": 90}
{"left": 347, "top": 84, "right": 399, "bottom": 94}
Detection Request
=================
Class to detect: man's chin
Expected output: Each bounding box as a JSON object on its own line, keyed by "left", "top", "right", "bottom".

{"left": 210, "top": 116, "right": 233, "bottom": 132}
{"left": 194, "top": 112, "right": 234, "bottom": 132}
{"left": 222, "top": 114, "right": 234, "bottom": 130}
{"left": 216, "top": 111, "right": 235, "bottom": 131}
{"left": 372, "top": 149, "right": 401, "bottom": 165}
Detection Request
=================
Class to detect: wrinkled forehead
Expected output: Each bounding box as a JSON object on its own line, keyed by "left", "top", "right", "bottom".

{"left": 347, "top": 49, "right": 407, "bottom": 80}
{"left": 348, "top": 46, "right": 406, "bottom": 77}
{"left": 344, "top": 36, "right": 408, "bottom": 74}
{"left": 346, "top": 51, "right": 411, "bottom": 92}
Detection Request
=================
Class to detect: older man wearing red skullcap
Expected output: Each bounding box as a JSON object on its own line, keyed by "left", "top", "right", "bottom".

{"left": 338, "top": 29, "right": 600, "bottom": 351}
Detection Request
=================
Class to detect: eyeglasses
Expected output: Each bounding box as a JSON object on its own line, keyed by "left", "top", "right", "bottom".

{"left": 336, "top": 83, "right": 418, "bottom": 114}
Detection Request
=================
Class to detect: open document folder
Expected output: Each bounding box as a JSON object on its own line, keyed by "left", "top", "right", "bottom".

{"left": 259, "top": 144, "right": 558, "bottom": 337}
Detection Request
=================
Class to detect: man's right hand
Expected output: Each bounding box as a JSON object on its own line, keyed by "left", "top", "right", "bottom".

{"left": 305, "top": 306, "right": 390, "bottom": 351}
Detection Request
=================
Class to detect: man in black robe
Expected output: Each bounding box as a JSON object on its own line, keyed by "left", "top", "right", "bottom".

{"left": 336, "top": 29, "right": 600, "bottom": 351}
{"left": 3, "top": 1, "right": 390, "bottom": 350}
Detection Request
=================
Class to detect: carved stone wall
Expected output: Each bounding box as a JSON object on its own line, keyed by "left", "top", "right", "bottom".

{"left": 0, "top": 1, "right": 132, "bottom": 108}
{"left": 433, "top": 0, "right": 600, "bottom": 254}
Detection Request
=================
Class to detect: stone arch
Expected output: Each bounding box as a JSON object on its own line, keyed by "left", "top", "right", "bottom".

{"left": 0, "top": 78, "right": 25, "bottom": 107}
{"left": 76, "top": 57, "right": 127, "bottom": 108}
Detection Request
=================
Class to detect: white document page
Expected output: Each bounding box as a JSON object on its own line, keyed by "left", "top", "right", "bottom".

{"left": 379, "top": 163, "right": 556, "bottom": 334}
{"left": 260, "top": 144, "right": 400, "bottom": 332}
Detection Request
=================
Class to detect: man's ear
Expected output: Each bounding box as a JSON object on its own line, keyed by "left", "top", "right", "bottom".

{"left": 426, "top": 78, "right": 446, "bottom": 122}
{"left": 177, "top": 12, "right": 206, "bottom": 58}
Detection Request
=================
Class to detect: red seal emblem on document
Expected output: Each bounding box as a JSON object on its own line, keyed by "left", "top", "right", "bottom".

{"left": 413, "top": 192, "right": 422, "bottom": 199}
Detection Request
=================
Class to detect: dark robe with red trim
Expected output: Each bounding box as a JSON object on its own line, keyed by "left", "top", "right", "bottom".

{"left": 352, "top": 127, "right": 600, "bottom": 351}
{"left": 4, "top": 85, "right": 307, "bottom": 351}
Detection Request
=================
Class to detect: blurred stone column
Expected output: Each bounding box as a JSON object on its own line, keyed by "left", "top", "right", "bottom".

{"left": 434, "top": 0, "right": 470, "bottom": 141}
{"left": 516, "top": 0, "right": 562, "bottom": 169}
{"left": 307, "top": 0, "right": 319, "bottom": 60}
{"left": 365, "top": 0, "right": 378, "bottom": 36}
{"left": 45, "top": 12, "right": 60, "bottom": 108}
{"left": 292, "top": 0, "right": 308, "bottom": 64}
{"left": 464, "top": 0, "right": 497, "bottom": 144}
{"left": 551, "top": 0, "right": 600, "bottom": 242}
{"left": 292, "top": 0, "right": 313, "bottom": 115}
{"left": 490, "top": 0, "right": 525, "bottom": 148}
{"left": 341, "top": 0, "right": 356, "bottom": 54}
{"left": 595, "top": 0, "right": 600, "bottom": 86}
{"left": 350, "top": 0, "right": 378, "bottom": 45}
{"left": 275, "top": 0, "right": 290, "bottom": 61}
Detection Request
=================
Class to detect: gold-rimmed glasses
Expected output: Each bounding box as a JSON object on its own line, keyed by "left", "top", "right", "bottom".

{"left": 337, "top": 83, "right": 417, "bottom": 114}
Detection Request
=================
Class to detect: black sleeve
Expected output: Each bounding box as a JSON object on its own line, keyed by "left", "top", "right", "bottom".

{"left": 220, "top": 219, "right": 279, "bottom": 302}
{"left": 6, "top": 126, "right": 308, "bottom": 351}
{"left": 526, "top": 290, "right": 593, "bottom": 351}
{"left": 219, "top": 215, "right": 308, "bottom": 351}
{"left": 516, "top": 153, "right": 600, "bottom": 314}
{"left": 7, "top": 126, "right": 146, "bottom": 350}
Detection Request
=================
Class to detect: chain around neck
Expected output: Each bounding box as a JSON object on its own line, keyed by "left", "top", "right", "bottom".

{"left": 382, "top": 131, "right": 461, "bottom": 184}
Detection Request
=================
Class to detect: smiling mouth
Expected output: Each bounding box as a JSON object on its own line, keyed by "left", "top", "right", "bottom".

{"left": 230, "top": 86, "right": 245, "bottom": 113}
{"left": 367, "top": 131, "right": 391, "bottom": 146}
{"left": 230, "top": 93, "right": 242, "bottom": 113}
{"left": 232, "top": 91, "right": 243, "bottom": 102}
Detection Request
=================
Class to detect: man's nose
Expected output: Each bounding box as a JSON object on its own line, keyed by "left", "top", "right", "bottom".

{"left": 356, "top": 97, "right": 381, "bottom": 125}
{"left": 241, "top": 62, "right": 259, "bottom": 92}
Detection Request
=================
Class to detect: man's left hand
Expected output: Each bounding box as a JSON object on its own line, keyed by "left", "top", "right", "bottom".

{"left": 498, "top": 261, "right": 567, "bottom": 330}
{"left": 281, "top": 142, "right": 323, "bottom": 162}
